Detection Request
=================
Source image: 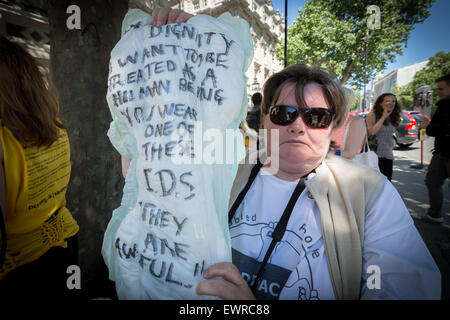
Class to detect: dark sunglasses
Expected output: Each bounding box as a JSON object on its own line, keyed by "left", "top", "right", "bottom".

{"left": 268, "top": 105, "right": 334, "bottom": 129}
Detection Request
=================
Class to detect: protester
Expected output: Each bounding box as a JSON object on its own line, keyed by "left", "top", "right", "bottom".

{"left": 366, "top": 93, "right": 402, "bottom": 180}
{"left": 122, "top": 8, "right": 441, "bottom": 300}
{"left": 0, "top": 37, "right": 79, "bottom": 298}
{"left": 412, "top": 73, "right": 450, "bottom": 224}
{"left": 240, "top": 92, "right": 262, "bottom": 149}
{"left": 246, "top": 92, "right": 263, "bottom": 131}
{"left": 192, "top": 64, "right": 440, "bottom": 300}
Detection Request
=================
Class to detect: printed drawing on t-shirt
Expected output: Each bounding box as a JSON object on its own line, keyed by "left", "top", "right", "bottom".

{"left": 230, "top": 217, "right": 321, "bottom": 300}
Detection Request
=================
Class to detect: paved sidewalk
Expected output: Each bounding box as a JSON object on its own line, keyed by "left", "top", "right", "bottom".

{"left": 392, "top": 151, "right": 450, "bottom": 300}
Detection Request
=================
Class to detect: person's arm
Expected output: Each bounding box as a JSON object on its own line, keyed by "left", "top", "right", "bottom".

{"left": 360, "top": 181, "right": 441, "bottom": 299}
{"left": 121, "top": 156, "right": 131, "bottom": 179}
{"left": 419, "top": 122, "right": 428, "bottom": 130}
{"left": 425, "top": 106, "right": 442, "bottom": 137}
{"left": 196, "top": 262, "right": 255, "bottom": 300}
{"left": 341, "top": 116, "right": 366, "bottom": 159}
{"left": 366, "top": 109, "right": 390, "bottom": 136}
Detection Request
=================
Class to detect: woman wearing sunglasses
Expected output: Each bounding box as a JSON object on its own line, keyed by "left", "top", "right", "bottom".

{"left": 366, "top": 93, "right": 402, "bottom": 180}
{"left": 123, "top": 9, "right": 440, "bottom": 300}
{"left": 197, "top": 63, "right": 440, "bottom": 300}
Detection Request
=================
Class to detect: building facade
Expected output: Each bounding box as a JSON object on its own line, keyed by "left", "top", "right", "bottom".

{"left": 371, "top": 60, "right": 429, "bottom": 100}
{"left": 0, "top": 0, "right": 50, "bottom": 72}
{"left": 168, "top": 0, "right": 285, "bottom": 97}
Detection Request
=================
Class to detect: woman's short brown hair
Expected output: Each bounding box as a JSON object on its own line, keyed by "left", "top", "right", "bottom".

{"left": 260, "top": 64, "right": 348, "bottom": 129}
{"left": 0, "top": 36, "right": 64, "bottom": 147}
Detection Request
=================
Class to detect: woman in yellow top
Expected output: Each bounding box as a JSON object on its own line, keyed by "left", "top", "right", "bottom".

{"left": 0, "top": 37, "right": 79, "bottom": 298}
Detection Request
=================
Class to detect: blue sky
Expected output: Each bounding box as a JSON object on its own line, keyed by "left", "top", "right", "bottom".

{"left": 271, "top": 0, "right": 450, "bottom": 77}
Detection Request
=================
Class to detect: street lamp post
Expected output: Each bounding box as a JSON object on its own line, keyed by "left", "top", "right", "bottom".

{"left": 362, "top": 29, "right": 371, "bottom": 112}
{"left": 284, "top": 0, "right": 288, "bottom": 67}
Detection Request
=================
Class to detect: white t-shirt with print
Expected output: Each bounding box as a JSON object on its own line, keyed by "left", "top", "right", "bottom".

{"left": 230, "top": 168, "right": 441, "bottom": 300}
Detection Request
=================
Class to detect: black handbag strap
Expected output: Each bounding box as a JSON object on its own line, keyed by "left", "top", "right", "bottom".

{"left": 250, "top": 177, "right": 306, "bottom": 292}
{"left": 228, "top": 161, "right": 307, "bottom": 294}
{"left": 228, "top": 160, "right": 263, "bottom": 224}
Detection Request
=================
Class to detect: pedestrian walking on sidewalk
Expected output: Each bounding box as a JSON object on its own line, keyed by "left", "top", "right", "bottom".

{"left": 246, "top": 92, "right": 262, "bottom": 131}
{"left": 412, "top": 74, "right": 450, "bottom": 224}
{"left": 366, "top": 93, "right": 402, "bottom": 180}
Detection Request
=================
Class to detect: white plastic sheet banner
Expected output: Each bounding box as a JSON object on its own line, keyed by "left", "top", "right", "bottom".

{"left": 104, "top": 9, "right": 253, "bottom": 299}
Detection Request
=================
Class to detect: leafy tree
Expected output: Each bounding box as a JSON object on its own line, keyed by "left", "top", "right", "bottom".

{"left": 393, "top": 51, "right": 450, "bottom": 111}
{"left": 349, "top": 88, "right": 362, "bottom": 111}
{"left": 277, "top": 0, "right": 435, "bottom": 88}
{"left": 392, "top": 85, "right": 414, "bottom": 110}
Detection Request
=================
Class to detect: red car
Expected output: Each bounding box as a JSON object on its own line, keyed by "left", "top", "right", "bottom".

{"left": 406, "top": 111, "right": 431, "bottom": 128}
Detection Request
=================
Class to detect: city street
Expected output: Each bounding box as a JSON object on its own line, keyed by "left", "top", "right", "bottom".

{"left": 392, "top": 137, "right": 450, "bottom": 300}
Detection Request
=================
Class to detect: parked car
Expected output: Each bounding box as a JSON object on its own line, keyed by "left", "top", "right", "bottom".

{"left": 354, "top": 110, "right": 418, "bottom": 148}
{"left": 352, "top": 110, "right": 370, "bottom": 118}
{"left": 352, "top": 110, "right": 369, "bottom": 119}
{"left": 394, "top": 111, "right": 418, "bottom": 148}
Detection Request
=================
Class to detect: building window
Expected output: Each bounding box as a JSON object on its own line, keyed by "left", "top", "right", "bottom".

{"left": 254, "top": 62, "right": 260, "bottom": 73}
{"left": 254, "top": 63, "right": 261, "bottom": 80}
{"left": 203, "top": 0, "right": 208, "bottom": 7}
{"left": 194, "top": 1, "right": 200, "bottom": 10}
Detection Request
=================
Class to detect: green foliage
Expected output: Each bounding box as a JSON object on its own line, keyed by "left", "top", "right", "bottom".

{"left": 393, "top": 51, "right": 450, "bottom": 111}
{"left": 392, "top": 85, "right": 413, "bottom": 110}
{"left": 349, "top": 88, "right": 361, "bottom": 111}
{"left": 276, "top": 0, "right": 435, "bottom": 87}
